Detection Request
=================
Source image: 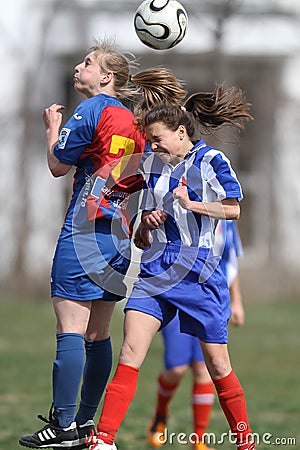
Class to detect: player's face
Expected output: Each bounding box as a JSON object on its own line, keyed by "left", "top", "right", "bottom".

{"left": 73, "top": 51, "right": 106, "bottom": 98}
{"left": 145, "top": 122, "right": 187, "bottom": 158}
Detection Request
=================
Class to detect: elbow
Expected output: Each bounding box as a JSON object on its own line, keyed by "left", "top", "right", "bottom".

{"left": 50, "top": 168, "right": 65, "bottom": 178}
{"left": 50, "top": 169, "right": 62, "bottom": 178}
{"left": 230, "top": 205, "right": 240, "bottom": 220}
{"left": 48, "top": 152, "right": 71, "bottom": 177}
{"left": 49, "top": 163, "right": 72, "bottom": 178}
{"left": 222, "top": 199, "right": 240, "bottom": 220}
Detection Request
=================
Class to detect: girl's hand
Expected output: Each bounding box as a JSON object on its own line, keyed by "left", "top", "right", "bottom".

{"left": 173, "top": 185, "right": 191, "bottom": 210}
{"left": 141, "top": 210, "right": 167, "bottom": 230}
{"left": 43, "top": 103, "right": 65, "bottom": 130}
{"left": 134, "top": 224, "right": 152, "bottom": 250}
{"left": 229, "top": 275, "right": 245, "bottom": 327}
{"left": 229, "top": 300, "right": 245, "bottom": 327}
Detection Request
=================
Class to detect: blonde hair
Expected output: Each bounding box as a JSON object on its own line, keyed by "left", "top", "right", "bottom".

{"left": 88, "top": 38, "right": 187, "bottom": 107}
{"left": 88, "top": 37, "right": 136, "bottom": 99}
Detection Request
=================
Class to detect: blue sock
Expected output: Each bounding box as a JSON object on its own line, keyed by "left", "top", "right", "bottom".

{"left": 52, "top": 333, "right": 85, "bottom": 428}
{"left": 75, "top": 337, "right": 112, "bottom": 425}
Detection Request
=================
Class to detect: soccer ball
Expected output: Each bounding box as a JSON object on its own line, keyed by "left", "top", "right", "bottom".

{"left": 134, "top": 0, "right": 188, "bottom": 50}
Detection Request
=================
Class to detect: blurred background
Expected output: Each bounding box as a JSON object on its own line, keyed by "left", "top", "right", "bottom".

{"left": 1, "top": 2, "right": 300, "bottom": 450}
{"left": 1, "top": 0, "right": 300, "bottom": 301}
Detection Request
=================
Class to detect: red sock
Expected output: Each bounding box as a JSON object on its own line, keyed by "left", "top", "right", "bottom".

{"left": 155, "top": 373, "right": 179, "bottom": 417}
{"left": 213, "top": 371, "right": 255, "bottom": 450}
{"left": 96, "top": 363, "right": 139, "bottom": 444}
{"left": 192, "top": 381, "right": 215, "bottom": 443}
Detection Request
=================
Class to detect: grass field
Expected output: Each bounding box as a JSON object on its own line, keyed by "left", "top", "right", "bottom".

{"left": 0, "top": 298, "right": 299, "bottom": 450}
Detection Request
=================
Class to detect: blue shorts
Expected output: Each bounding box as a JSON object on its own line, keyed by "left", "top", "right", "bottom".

{"left": 125, "top": 243, "right": 231, "bottom": 343}
{"left": 51, "top": 218, "right": 130, "bottom": 301}
{"left": 162, "top": 313, "right": 204, "bottom": 369}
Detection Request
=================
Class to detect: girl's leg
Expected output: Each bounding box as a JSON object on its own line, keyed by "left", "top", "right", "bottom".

{"left": 52, "top": 297, "right": 92, "bottom": 428}
{"left": 191, "top": 361, "right": 215, "bottom": 447}
{"left": 75, "top": 301, "right": 116, "bottom": 426}
{"left": 19, "top": 298, "right": 91, "bottom": 448}
{"left": 148, "top": 365, "right": 188, "bottom": 447}
{"left": 95, "top": 310, "right": 161, "bottom": 444}
{"left": 200, "top": 342, "right": 255, "bottom": 450}
{"left": 155, "top": 365, "right": 188, "bottom": 417}
{"left": 148, "top": 314, "right": 192, "bottom": 448}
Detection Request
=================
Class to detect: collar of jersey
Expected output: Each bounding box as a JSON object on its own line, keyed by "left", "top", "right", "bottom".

{"left": 184, "top": 140, "right": 207, "bottom": 159}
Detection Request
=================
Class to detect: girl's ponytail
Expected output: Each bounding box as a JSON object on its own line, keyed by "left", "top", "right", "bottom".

{"left": 184, "top": 84, "right": 253, "bottom": 133}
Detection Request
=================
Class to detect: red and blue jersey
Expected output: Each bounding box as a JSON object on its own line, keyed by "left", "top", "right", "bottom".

{"left": 54, "top": 93, "right": 146, "bottom": 236}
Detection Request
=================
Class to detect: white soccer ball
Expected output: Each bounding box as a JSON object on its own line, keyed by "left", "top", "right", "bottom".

{"left": 134, "top": 0, "right": 188, "bottom": 50}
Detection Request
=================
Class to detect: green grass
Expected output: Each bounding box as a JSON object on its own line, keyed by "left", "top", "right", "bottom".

{"left": 0, "top": 298, "right": 299, "bottom": 450}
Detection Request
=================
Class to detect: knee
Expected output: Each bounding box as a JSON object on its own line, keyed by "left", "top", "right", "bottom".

{"left": 164, "top": 365, "right": 188, "bottom": 384}
{"left": 85, "top": 326, "right": 110, "bottom": 341}
{"left": 119, "top": 341, "right": 139, "bottom": 367}
{"left": 206, "top": 356, "right": 231, "bottom": 380}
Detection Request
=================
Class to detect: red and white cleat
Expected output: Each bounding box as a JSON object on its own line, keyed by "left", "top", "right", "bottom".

{"left": 85, "top": 430, "right": 117, "bottom": 450}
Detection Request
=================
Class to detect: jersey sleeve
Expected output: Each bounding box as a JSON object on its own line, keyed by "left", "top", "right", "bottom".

{"left": 140, "top": 153, "right": 157, "bottom": 211}
{"left": 140, "top": 180, "right": 156, "bottom": 211}
{"left": 204, "top": 151, "right": 243, "bottom": 201}
{"left": 53, "top": 101, "right": 97, "bottom": 165}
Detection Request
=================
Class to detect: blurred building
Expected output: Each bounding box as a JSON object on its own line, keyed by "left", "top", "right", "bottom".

{"left": 0, "top": 0, "right": 300, "bottom": 299}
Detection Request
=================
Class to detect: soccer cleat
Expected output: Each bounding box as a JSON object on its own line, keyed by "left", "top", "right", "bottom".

{"left": 147, "top": 414, "right": 167, "bottom": 448}
{"left": 65, "top": 420, "right": 96, "bottom": 449}
{"left": 19, "top": 406, "right": 78, "bottom": 448}
{"left": 193, "top": 443, "right": 216, "bottom": 450}
{"left": 85, "top": 430, "right": 117, "bottom": 450}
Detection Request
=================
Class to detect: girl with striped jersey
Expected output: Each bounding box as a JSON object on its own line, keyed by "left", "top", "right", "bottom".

{"left": 88, "top": 86, "right": 255, "bottom": 450}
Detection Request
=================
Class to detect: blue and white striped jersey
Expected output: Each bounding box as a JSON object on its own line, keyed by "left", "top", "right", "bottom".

{"left": 141, "top": 140, "right": 243, "bottom": 248}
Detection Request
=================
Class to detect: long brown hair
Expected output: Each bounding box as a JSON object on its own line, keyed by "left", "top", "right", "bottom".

{"left": 141, "top": 84, "right": 253, "bottom": 141}
{"left": 131, "top": 68, "right": 187, "bottom": 117}
{"left": 88, "top": 38, "right": 252, "bottom": 136}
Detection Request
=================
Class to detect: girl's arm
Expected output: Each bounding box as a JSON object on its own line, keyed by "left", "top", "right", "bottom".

{"left": 229, "top": 274, "right": 245, "bottom": 326}
{"left": 43, "top": 104, "right": 72, "bottom": 177}
{"left": 133, "top": 223, "right": 152, "bottom": 250}
{"left": 173, "top": 185, "right": 240, "bottom": 220}
{"left": 134, "top": 210, "right": 168, "bottom": 250}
